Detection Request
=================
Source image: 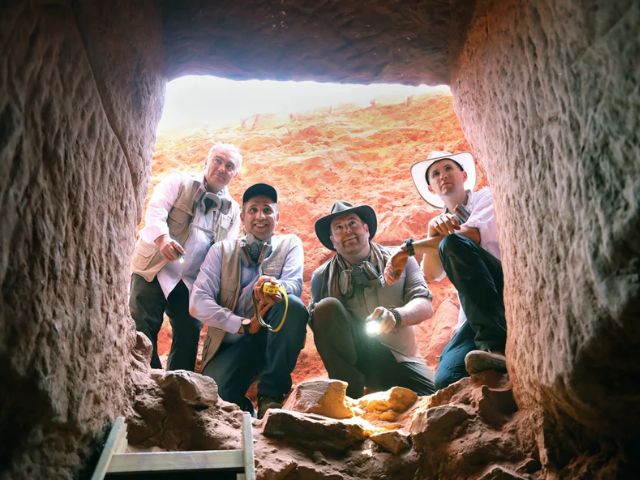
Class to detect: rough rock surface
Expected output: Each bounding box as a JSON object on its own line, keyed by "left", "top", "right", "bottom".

{"left": 0, "top": 2, "right": 163, "bottom": 478}
{"left": 161, "top": 0, "right": 452, "bottom": 85}
{"left": 149, "top": 92, "right": 473, "bottom": 380}
{"left": 450, "top": 0, "right": 640, "bottom": 473}
{"left": 282, "top": 379, "right": 353, "bottom": 419}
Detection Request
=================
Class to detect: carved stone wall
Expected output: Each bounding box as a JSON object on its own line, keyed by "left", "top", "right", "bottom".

{"left": 449, "top": 0, "right": 640, "bottom": 468}
{"left": 0, "top": 1, "right": 164, "bottom": 477}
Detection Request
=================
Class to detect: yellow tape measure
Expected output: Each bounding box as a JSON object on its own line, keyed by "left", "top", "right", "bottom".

{"left": 252, "top": 282, "right": 288, "bottom": 332}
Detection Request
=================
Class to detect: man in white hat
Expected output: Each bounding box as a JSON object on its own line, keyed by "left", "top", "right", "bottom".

{"left": 309, "top": 201, "right": 436, "bottom": 399}
{"left": 384, "top": 151, "right": 507, "bottom": 390}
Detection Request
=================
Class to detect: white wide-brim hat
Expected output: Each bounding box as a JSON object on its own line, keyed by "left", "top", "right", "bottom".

{"left": 410, "top": 151, "right": 477, "bottom": 208}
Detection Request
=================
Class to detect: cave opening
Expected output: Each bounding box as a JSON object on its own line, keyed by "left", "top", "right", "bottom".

{"left": 1, "top": 1, "right": 638, "bottom": 478}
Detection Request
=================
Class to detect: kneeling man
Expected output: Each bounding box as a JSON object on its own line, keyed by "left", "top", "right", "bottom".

{"left": 190, "top": 183, "right": 308, "bottom": 418}
{"left": 385, "top": 151, "right": 507, "bottom": 390}
{"left": 310, "top": 201, "right": 436, "bottom": 399}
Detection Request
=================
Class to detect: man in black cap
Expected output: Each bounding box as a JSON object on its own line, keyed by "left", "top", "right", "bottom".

{"left": 190, "top": 183, "right": 308, "bottom": 418}
{"left": 309, "top": 201, "right": 436, "bottom": 399}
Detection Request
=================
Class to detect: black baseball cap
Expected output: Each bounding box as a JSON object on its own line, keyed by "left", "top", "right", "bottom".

{"left": 242, "top": 183, "right": 278, "bottom": 204}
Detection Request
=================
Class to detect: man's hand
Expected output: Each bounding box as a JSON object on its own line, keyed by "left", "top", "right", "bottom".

{"left": 366, "top": 307, "right": 396, "bottom": 336}
{"left": 384, "top": 249, "right": 409, "bottom": 285}
{"left": 428, "top": 213, "right": 461, "bottom": 237}
{"left": 251, "top": 301, "right": 272, "bottom": 333}
{"left": 253, "top": 276, "right": 282, "bottom": 305}
{"left": 155, "top": 234, "right": 186, "bottom": 262}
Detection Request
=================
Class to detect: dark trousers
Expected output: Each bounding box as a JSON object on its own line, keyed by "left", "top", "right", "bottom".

{"left": 311, "top": 297, "right": 436, "bottom": 399}
{"left": 434, "top": 234, "right": 507, "bottom": 390}
{"left": 202, "top": 295, "right": 308, "bottom": 414}
{"left": 129, "top": 273, "right": 202, "bottom": 371}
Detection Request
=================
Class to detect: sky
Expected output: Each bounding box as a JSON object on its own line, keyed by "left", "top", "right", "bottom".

{"left": 157, "top": 75, "right": 450, "bottom": 132}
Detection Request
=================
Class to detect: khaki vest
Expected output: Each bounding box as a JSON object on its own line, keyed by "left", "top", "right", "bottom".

{"left": 131, "top": 173, "right": 239, "bottom": 282}
{"left": 201, "top": 234, "right": 297, "bottom": 370}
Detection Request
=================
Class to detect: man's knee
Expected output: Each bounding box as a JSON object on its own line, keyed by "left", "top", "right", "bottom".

{"left": 312, "top": 297, "right": 345, "bottom": 330}
{"left": 274, "top": 295, "right": 308, "bottom": 338}
{"left": 438, "top": 234, "right": 475, "bottom": 258}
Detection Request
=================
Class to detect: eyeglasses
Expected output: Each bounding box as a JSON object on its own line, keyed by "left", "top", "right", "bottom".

{"left": 212, "top": 156, "right": 237, "bottom": 173}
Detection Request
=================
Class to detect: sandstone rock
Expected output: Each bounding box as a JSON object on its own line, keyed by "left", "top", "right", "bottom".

{"left": 357, "top": 387, "right": 419, "bottom": 423}
{"left": 152, "top": 370, "right": 218, "bottom": 409}
{"left": 132, "top": 331, "right": 153, "bottom": 367}
{"left": 369, "top": 429, "right": 411, "bottom": 454}
{"left": 263, "top": 410, "right": 366, "bottom": 452}
{"left": 372, "top": 95, "right": 408, "bottom": 107}
{"left": 283, "top": 379, "right": 353, "bottom": 419}
{"left": 476, "top": 385, "right": 518, "bottom": 427}
{"left": 411, "top": 404, "right": 473, "bottom": 451}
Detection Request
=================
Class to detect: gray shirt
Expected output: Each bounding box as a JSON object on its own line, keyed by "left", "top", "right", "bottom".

{"left": 310, "top": 251, "right": 432, "bottom": 364}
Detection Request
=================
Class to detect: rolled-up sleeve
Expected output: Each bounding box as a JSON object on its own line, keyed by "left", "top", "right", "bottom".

{"left": 190, "top": 243, "right": 243, "bottom": 334}
{"left": 403, "top": 256, "right": 433, "bottom": 304}
{"left": 278, "top": 236, "right": 304, "bottom": 297}
{"left": 139, "top": 173, "right": 182, "bottom": 244}
{"left": 464, "top": 188, "right": 499, "bottom": 252}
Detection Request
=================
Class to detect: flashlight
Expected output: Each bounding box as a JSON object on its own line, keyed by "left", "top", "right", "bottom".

{"left": 365, "top": 319, "right": 382, "bottom": 337}
{"left": 176, "top": 251, "right": 185, "bottom": 264}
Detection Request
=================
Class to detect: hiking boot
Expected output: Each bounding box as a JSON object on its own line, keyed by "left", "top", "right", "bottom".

{"left": 465, "top": 350, "right": 507, "bottom": 375}
{"left": 257, "top": 395, "right": 283, "bottom": 419}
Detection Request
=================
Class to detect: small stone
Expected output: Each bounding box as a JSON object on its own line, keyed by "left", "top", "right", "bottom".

{"left": 283, "top": 379, "right": 353, "bottom": 419}
{"left": 263, "top": 410, "right": 366, "bottom": 452}
{"left": 369, "top": 430, "right": 411, "bottom": 454}
{"left": 358, "top": 387, "right": 419, "bottom": 422}
{"left": 153, "top": 370, "right": 218, "bottom": 408}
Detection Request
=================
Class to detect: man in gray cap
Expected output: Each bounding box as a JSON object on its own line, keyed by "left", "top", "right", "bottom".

{"left": 190, "top": 183, "right": 308, "bottom": 418}
{"left": 309, "top": 201, "right": 436, "bottom": 399}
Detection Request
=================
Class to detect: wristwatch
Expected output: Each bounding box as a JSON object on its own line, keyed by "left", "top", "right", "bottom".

{"left": 404, "top": 239, "right": 415, "bottom": 256}
{"left": 388, "top": 307, "right": 402, "bottom": 328}
{"left": 241, "top": 318, "right": 252, "bottom": 335}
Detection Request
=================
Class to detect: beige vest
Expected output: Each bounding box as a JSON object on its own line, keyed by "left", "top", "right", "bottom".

{"left": 201, "top": 234, "right": 297, "bottom": 370}
{"left": 131, "top": 173, "right": 239, "bottom": 282}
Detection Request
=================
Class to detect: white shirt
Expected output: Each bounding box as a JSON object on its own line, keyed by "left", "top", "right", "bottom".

{"left": 138, "top": 172, "right": 240, "bottom": 298}
{"left": 190, "top": 235, "right": 304, "bottom": 337}
{"left": 426, "top": 187, "right": 501, "bottom": 330}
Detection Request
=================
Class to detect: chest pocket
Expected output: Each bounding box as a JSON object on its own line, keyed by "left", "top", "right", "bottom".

{"left": 168, "top": 207, "right": 192, "bottom": 237}
{"left": 261, "top": 261, "right": 284, "bottom": 279}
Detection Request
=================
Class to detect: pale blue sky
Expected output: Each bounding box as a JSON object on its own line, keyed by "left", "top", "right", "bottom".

{"left": 157, "top": 75, "right": 450, "bottom": 132}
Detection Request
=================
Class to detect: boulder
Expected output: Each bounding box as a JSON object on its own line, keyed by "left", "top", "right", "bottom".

{"left": 283, "top": 379, "right": 353, "bottom": 419}
{"left": 369, "top": 430, "right": 411, "bottom": 454}
{"left": 262, "top": 410, "right": 366, "bottom": 452}
{"left": 410, "top": 404, "right": 474, "bottom": 451}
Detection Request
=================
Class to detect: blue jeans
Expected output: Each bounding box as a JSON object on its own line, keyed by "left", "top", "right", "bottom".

{"left": 434, "top": 235, "right": 507, "bottom": 390}
{"left": 201, "top": 295, "right": 308, "bottom": 414}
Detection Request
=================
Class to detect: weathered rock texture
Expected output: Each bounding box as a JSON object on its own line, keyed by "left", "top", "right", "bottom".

{"left": 450, "top": 0, "right": 640, "bottom": 473}
{"left": 0, "top": 1, "right": 163, "bottom": 478}
{"left": 161, "top": 0, "right": 451, "bottom": 85}
{"left": 1, "top": 0, "right": 639, "bottom": 478}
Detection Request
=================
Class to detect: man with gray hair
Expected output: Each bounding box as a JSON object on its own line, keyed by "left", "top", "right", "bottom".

{"left": 129, "top": 143, "right": 242, "bottom": 371}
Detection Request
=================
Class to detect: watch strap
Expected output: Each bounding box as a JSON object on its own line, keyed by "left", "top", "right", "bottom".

{"left": 404, "top": 239, "right": 415, "bottom": 256}
{"left": 389, "top": 307, "right": 402, "bottom": 328}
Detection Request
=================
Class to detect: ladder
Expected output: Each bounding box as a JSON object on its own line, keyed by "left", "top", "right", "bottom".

{"left": 91, "top": 412, "right": 255, "bottom": 479}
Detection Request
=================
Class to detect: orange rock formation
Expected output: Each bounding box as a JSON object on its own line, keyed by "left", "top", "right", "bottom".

{"left": 147, "top": 91, "right": 486, "bottom": 387}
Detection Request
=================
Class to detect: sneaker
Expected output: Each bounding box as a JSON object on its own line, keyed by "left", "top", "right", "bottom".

{"left": 257, "top": 395, "right": 283, "bottom": 419}
{"left": 464, "top": 350, "right": 507, "bottom": 375}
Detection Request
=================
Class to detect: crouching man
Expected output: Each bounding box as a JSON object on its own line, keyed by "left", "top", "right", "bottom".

{"left": 190, "top": 184, "right": 308, "bottom": 418}
{"left": 309, "top": 201, "right": 436, "bottom": 399}
{"left": 385, "top": 151, "right": 507, "bottom": 390}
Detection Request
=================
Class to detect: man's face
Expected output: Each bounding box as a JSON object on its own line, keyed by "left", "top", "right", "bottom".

{"left": 204, "top": 148, "right": 239, "bottom": 192}
{"left": 241, "top": 196, "right": 279, "bottom": 241}
{"left": 427, "top": 159, "right": 468, "bottom": 197}
{"left": 330, "top": 213, "right": 370, "bottom": 256}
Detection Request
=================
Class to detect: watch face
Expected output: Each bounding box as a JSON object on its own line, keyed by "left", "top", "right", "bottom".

{"left": 242, "top": 319, "right": 251, "bottom": 326}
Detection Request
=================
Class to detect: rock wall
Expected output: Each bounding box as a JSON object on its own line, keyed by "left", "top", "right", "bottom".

{"left": 161, "top": 0, "right": 451, "bottom": 85}
{"left": 449, "top": 0, "right": 640, "bottom": 470}
{"left": 0, "top": 1, "right": 164, "bottom": 478}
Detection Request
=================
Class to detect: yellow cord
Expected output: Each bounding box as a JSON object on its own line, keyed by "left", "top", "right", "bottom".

{"left": 253, "top": 284, "right": 288, "bottom": 333}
